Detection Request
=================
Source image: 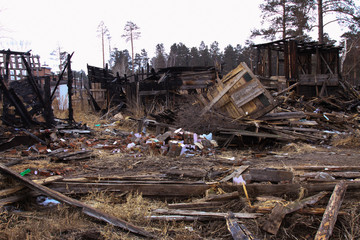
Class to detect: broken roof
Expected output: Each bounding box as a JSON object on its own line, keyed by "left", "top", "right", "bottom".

{"left": 253, "top": 38, "right": 342, "bottom": 53}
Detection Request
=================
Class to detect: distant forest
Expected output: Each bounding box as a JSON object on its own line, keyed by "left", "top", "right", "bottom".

{"left": 110, "top": 41, "right": 255, "bottom": 76}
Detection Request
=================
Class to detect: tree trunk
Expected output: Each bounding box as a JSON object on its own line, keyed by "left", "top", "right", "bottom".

{"left": 102, "top": 30, "right": 105, "bottom": 68}
{"left": 131, "top": 30, "right": 134, "bottom": 74}
{"left": 318, "top": 0, "right": 324, "bottom": 44}
{"left": 282, "top": 0, "right": 286, "bottom": 39}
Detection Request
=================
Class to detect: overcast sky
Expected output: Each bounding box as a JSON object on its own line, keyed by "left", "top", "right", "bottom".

{"left": 0, "top": 0, "right": 346, "bottom": 71}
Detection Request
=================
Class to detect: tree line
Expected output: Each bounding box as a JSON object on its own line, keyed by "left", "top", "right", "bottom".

{"left": 110, "top": 41, "right": 255, "bottom": 76}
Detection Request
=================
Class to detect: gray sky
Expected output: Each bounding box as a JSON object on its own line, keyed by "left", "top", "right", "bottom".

{"left": 0, "top": 0, "right": 345, "bottom": 71}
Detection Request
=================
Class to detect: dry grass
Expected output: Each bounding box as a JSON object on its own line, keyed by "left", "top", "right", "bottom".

{"left": 339, "top": 202, "right": 360, "bottom": 240}
{"left": 281, "top": 142, "right": 320, "bottom": 153}
{"left": 331, "top": 131, "right": 360, "bottom": 148}
{"left": 52, "top": 97, "right": 100, "bottom": 126}
{"left": 80, "top": 191, "right": 227, "bottom": 239}
{"left": 7, "top": 159, "right": 69, "bottom": 174}
{"left": 0, "top": 205, "right": 96, "bottom": 240}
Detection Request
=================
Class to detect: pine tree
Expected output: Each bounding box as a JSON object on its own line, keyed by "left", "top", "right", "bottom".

{"left": 140, "top": 49, "right": 149, "bottom": 69}
{"left": 222, "top": 45, "right": 238, "bottom": 73}
{"left": 121, "top": 21, "right": 141, "bottom": 73}
{"left": 210, "top": 41, "right": 222, "bottom": 66}
{"left": 199, "top": 41, "right": 212, "bottom": 66}
{"left": 317, "top": 0, "right": 360, "bottom": 43}
{"left": 111, "top": 48, "right": 131, "bottom": 76}
{"left": 252, "top": 0, "right": 314, "bottom": 40}
{"left": 189, "top": 47, "right": 201, "bottom": 66}
{"left": 151, "top": 43, "right": 167, "bottom": 70}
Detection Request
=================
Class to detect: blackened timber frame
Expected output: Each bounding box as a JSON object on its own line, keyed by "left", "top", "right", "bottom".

{"left": 254, "top": 39, "right": 342, "bottom": 96}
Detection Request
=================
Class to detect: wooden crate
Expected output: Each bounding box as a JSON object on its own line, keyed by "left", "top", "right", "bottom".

{"left": 200, "top": 62, "right": 276, "bottom": 119}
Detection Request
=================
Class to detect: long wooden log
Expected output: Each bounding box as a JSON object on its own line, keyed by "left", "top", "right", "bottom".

{"left": 0, "top": 164, "right": 154, "bottom": 238}
{"left": 152, "top": 208, "right": 261, "bottom": 219}
{"left": 261, "top": 191, "right": 328, "bottom": 235}
{"left": 48, "top": 181, "right": 211, "bottom": 197}
{"left": 258, "top": 111, "right": 305, "bottom": 121}
{"left": 0, "top": 175, "right": 63, "bottom": 197}
{"left": 47, "top": 180, "right": 360, "bottom": 199}
{"left": 168, "top": 201, "right": 223, "bottom": 210}
{"left": 204, "top": 191, "right": 239, "bottom": 202}
{"left": 301, "top": 171, "right": 360, "bottom": 179}
{"left": 245, "top": 168, "right": 293, "bottom": 183}
{"left": 314, "top": 181, "right": 347, "bottom": 240}
{"left": 292, "top": 166, "right": 360, "bottom": 171}
{"left": 146, "top": 215, "right": 202, "bottom": 221}
{"left": 237, "top": 181, "right": 360, "bottom": 197}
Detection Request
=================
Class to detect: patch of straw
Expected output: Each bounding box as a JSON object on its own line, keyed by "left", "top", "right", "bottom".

{"left": 281, "top": 142, "right": 318, "bottom": 153}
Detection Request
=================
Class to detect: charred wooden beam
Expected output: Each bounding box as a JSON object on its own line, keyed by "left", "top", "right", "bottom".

{"left": 44, "top": 76, "right": 55, "bottom": 127}
{"left": 50, "top": 52, "right": 74, "bottom": 101}
{"left": 314, "top": 181, "right": 347, "bottom": 240}
{"left": 67, "top": 54, "right": 74, "bottom": 123}
{"left": 21, "top": 55, "right": 45, "bottom": 108}
{"left": 0, "top": 74, "right": 33, "bottom": 126}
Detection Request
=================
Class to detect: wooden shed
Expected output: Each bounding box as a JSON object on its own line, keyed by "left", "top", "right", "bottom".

{"left": 199, "top": 62, "right": 276, "bottom": 119}
{"left": 254, "top": 38, "right": 342, "bottom": 97}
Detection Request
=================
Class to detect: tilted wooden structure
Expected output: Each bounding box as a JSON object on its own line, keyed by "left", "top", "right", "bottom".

{"left": 254, "top": 39, "right": 342, "bottom": 97}
{"left": 199, "top": 62, "right": 276, "bottom": 119}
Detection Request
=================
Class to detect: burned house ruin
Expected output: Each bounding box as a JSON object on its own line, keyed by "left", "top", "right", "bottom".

{"left": 254, "top": 38, "right": 342, "bottom": 97}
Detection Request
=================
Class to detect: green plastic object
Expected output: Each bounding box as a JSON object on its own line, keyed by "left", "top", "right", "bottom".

{"left": 20, "top": 168, "right": 31, "bottom": 176}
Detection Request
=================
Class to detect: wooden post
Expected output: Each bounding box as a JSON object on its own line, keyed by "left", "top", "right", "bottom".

{"left": 44, "top": 76, "right": 55, "bottom": 127}
{"left": 284, "top": 41, "right": 289, "bottom": 81}
{"left": 67, "top": 54, "right": 74, "bottom": 123}
{"left": 314, "top": 181, "right": 347, "bottom": 240}
{"left": 4, "top": 51, "right": 10, "bottom": 83}
{"left": 268, "top": 45, "right": 272, "bottom": 77}
{"left": 80, "top": 72, "right": 84, "bottom": 110}
{"left": 135, "top": 74, "right": 140, "bottom": 109}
